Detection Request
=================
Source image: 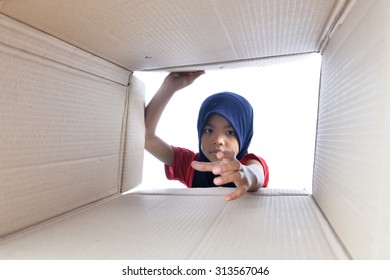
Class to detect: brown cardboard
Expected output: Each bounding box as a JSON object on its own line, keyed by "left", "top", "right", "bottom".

{"left": 0, "top": 0, "right": 342, "bottom": 71}
{"left": 313, "top": 0, "right": 390, "bottom": 259}
{"left": 120, "top": 76, "right": 146, "bottom": 193}
{"left": 0, "top": 0, "right": 389, "bottom": 259}
{"left": 0, "top": 13, "right": 131, "bottom": 238}
{"left": 0, "top": 188, "right": 349, "bottom": 260}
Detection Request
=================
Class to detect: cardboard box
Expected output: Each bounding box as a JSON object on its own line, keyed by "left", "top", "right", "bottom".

{"left": 0, "top": 0, "right": 389, "bottom": 259}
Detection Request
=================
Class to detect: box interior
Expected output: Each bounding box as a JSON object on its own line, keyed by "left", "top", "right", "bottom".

{"left": 0, "top": 188, "right": 349, "bottom": 260}
{"left": 0, "top": 0, "right": 389, "bottom": 259}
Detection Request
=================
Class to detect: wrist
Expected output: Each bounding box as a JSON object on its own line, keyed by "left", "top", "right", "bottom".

{"left": 242, "top": 164, "right": 261, "bottom": 191}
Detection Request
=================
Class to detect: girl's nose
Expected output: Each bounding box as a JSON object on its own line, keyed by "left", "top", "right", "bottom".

{"left": 212, "top": 134, "right": 225, "bottom": 145}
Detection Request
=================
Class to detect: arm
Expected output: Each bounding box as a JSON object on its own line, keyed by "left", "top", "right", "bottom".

{"left": 191, "top": 149, "right": 265, "bottom": 201}
{"left": 145, "top": 71, "right": 205, "bottom": 166}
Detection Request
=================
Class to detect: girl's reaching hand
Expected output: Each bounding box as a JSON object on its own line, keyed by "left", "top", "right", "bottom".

{"left": 191, "top": 148, "right": 260, "bottom": 201}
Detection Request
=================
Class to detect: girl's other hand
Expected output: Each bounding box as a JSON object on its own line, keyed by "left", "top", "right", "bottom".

{"left": 162, "top": 71, "right": 205, "bottom": 92}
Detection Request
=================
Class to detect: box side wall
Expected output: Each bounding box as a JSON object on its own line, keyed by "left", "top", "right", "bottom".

{"left": 313, "top": 0, "right": 390, "bottom": 259}
{"left": 120, "top": 75, "right": 145, "bottom": 193}
{"left": 0, "top": 15, "right": 131, "bottom": 238}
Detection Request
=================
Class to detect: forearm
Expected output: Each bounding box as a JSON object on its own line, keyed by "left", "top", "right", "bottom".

{"left": 144, "top": 71, "right": 204, "bottom": 166}
{"left": 144, "top": 85, "right": 176, "bottom": 166}
{"left": 145, "top": 71, "right": 204, "bottom": 138}
{"left": 145, "top": 85, "right": 175, "bottom": 138}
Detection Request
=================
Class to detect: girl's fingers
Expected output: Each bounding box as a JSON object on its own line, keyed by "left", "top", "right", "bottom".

{"left": 191, "top": 160, "right": 219, "bottom": 172}
{"left": 224, "top": 188, "right": 246, "bottom": 202}
{"left": 213, "top": 170, "right": 243, "bottom": 186}
{"left": 212, "top": 159, "right": 241, "bottom": 175}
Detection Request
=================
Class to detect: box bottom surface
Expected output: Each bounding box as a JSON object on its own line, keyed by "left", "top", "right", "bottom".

{"left": 0, "top": 188, "right": 350, "bottom": 259}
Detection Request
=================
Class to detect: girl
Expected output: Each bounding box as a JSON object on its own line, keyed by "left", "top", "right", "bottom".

{"left": 145, "top": 71, "right": 269, "bottom": 201}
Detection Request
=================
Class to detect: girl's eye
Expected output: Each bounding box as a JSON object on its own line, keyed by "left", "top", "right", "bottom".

{"left": 204, "top": 128, "right": 213, "bottom": 134}
{"left": 226, "top": 130, "right": 235, "bottom": 136}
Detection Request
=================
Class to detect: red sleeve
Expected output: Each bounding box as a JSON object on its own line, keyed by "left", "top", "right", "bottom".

{"left": 240, "top": 154, "right": 269, "bottom": 188}
{"left": 164, "top": 146, "right": 198, "bottom": 188}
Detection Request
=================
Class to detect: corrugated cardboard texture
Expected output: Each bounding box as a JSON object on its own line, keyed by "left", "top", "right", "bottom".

{"left": 131, "top": 187, "right": 311, "bottom": 197}
{"left": 0, "top": 189, "right": 349, "bottom": 260}
{"left": 0, "top": 0, "right": 388, "bottom": 260}
{"left": 0, "top": 14, "right": 129, "bottom": 85}
{"left": 0, "top": 15, "right": 131, "bottom": 238}
{"left": 120, "top": 75, "right": 145, "bottom": 193}
{"left": 313, "top": 0, "right": 390, "bottom": 259}
{"left": 0, "top": 0, "right": 341, "bottom": 71}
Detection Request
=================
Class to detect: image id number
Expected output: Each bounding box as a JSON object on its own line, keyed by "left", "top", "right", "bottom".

{"left": 215, "top": 266, "right": 269, "bottom": 276}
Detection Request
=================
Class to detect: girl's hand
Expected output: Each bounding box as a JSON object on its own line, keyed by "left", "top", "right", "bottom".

{"left": 162, "top": 71, "right": 205, "bottom": 92}
{"left": 191, "top": 149, "right": 258, "bottom": 201}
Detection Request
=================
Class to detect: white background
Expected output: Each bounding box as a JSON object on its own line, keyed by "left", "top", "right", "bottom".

{"left": 135, "top": 53, "right": 321, "bottom": 192}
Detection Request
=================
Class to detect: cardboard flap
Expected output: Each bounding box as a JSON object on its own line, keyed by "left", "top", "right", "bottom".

{"left": 0, "top": 190, "right": 349, "bottom": 260}
{"left": 0, "top": 15, "right": 130, "bottom": 238}
{"left": 0, "top": 0, "right": 341, "bottom": 71}
{"left": 120, "top": 75, "right": 145, "bottom": 193}
{"left": 129, "top": 187, "right": 310, "bottom": 197}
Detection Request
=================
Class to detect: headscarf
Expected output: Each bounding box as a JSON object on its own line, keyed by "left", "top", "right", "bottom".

{"left": 191, "top": 92, "right": 254, "bottom": 188}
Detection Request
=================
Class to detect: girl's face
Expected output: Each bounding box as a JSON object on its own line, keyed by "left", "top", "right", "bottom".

{"left": 200, "top": 114, "right": 239, "bottom": 162}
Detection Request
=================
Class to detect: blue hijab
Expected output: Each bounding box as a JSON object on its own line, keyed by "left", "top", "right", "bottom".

{"left": 191, "top": 92, "right": 254, "bottom": 188}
